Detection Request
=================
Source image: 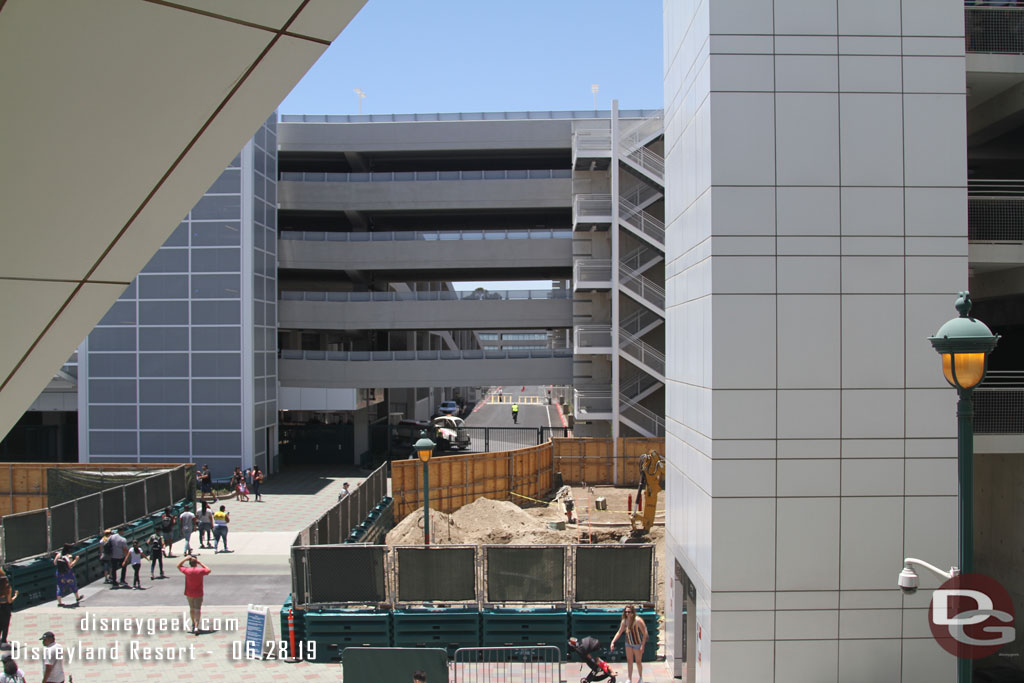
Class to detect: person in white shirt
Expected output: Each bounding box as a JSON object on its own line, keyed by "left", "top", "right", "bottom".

{"left": 122, "top": 540, "right": 145, "bottom": 589}
{"left": 179, "top": 506, "right": 196, "bottom": 555}
{"left": 337, "top": 482, "right": 350, "bottom": 501}
{"left": 39, "top": 632, "right": 65, "bottom": 683}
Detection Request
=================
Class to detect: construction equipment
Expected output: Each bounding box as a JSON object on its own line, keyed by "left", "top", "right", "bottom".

{"left": 628, "top": 450, "right": 665, "bottom": 538}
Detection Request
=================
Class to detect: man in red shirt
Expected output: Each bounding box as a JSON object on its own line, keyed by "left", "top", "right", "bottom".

{"left": 177, "top": 555, "right": 211, "bottom": 635}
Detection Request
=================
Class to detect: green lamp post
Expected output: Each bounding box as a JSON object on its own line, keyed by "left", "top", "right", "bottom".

{"left": 413, "top": 431, "right": 436, "bottom": 545}
{"left": 929, "top": 292, "right": 999, "bottom": 682}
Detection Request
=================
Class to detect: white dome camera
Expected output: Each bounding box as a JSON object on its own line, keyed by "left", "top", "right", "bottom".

{"left": 898, "top": 565, "right": 919, "bottom": 595}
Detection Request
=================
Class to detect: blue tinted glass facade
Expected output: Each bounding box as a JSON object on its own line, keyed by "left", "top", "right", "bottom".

{"left": 79, "top": 115, "right": 278, "bottom": 477}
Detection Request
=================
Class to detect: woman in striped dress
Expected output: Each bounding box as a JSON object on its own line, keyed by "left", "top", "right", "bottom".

{"left": 610, "top": 604, "right": 648, "bottom": 683}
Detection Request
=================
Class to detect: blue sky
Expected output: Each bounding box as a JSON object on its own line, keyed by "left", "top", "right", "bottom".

{"left": 280, "top": 0, "right": 664, "bottom": 116}
{"left": 281, "top": 1, "right": 664, "bottom": 289}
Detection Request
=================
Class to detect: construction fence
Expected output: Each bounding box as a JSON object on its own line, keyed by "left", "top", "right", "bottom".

{"left": 391, "top": 437, "right": 664, "bottom": 520}
{"left": 290, "top": 543, "right": 654, "bottom": 608}
{"left": 293, "top": 462, "right": 390, "bottom": 547}
{"left": 1, "top": 464, "right": 193, "bottom": 564}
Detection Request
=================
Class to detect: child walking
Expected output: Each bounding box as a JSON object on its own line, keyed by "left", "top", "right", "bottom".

{"left": 122, "top": 540, "right": 144, "bottom": 589}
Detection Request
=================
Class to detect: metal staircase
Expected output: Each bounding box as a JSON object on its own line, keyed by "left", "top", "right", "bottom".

{"left": 619, "top": 393, "right": 665, "bottom": 437}
{"left": 619, "top": 262, "right": 666, "bottom": 313}
{"left": 619, "top": 194, "right": 665, "bottom": 249}
{"left": 619, "top": 328, "right": 666, "bottom": 381}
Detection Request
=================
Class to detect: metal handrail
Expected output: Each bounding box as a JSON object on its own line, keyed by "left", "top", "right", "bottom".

{"left": 622, "top": 244, "right": 663, "bottom": 273}
{"left": 619, "top": 394, "right": 666, "bottom": 436}
{"left": 620, "top": 263, "right": 666, "bottom": 310}
{"left": 573, "top": 193, "right": 613, "bottom": 219}
{"left": 572, "top": 128, "right": 612, "bottom": 152}
{"left": 574, "top": 324, "right": 613, "bottom": 349}
{"left": 280, "top": 348, "right": 573, "bottom": 361}
{"left": 621, "top": 308, "right": 664, "bottom": 337}
{"left": 279, "top": 168, "right": 572, "bottom": 182}
{"left": 624, "top": 146, "right": 665, "bottom": 181}
{"left": 574, "top": 388, "right": 613, "bottom": 414}
{"left": 620, "top": 113, "right": 664, "bottom": 152}
{"left": 281, "top": 109, "right": 662, "bottom": 123}
{"left": 279, "top": 228, "right": 572, "bottom": 242}
{"left": 978, "top": 370, "right": 1024, "bottom": 388}
{"left": 574, "top": 259, "right": 613, "bottom": 283}
{"left": 280, "top": 289, "right": 570, "bottom": 302}
{"left": 621, "top": 183, "right": 663, "bottom": 208}
{"left": 966, "top": 6, "right": 1024, "bottom": 54}
{"left": 619, "top": 329, "right": 666, "bottom": 376}
{"left": 620, "top": 195, "right": 666, "bottom": 245}
{"left": 968, "top": 179, "right": 1024, "bottom": 196}
{"left": 621, "top": 373, "right": 662, "bottom": 401}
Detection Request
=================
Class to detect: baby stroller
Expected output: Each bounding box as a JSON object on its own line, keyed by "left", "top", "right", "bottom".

{"left": 569, "top": 636, "right": 616, "bottom": 682}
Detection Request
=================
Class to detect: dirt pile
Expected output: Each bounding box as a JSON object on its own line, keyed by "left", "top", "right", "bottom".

{"left": 387, "top": 497, "right": 573, "bottom": 546}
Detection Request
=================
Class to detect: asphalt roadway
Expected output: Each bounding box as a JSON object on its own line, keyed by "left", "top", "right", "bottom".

{"left": 458, "top": 384, "right": 566, "bottom": 453}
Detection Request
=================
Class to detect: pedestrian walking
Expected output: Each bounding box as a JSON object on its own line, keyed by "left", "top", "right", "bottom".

{"left": 252, "top": 466, "right": 264, "bottom": 502}
{"left": 198, "top": 465, "right": 214, "bottom": 501}
{"left": 146, "top": 533, "right": 165, "bottom": 580}
{"left": 39, "top": 631, "right": 66, "bottom": 683}
{"left": 610, "top": 605, "right": 648, "bottom": 683}
{"left": 108, "top": 528, "right": 128, "bottom": 587}
{"left": 212, "top": 505, "right": 230, "bottom": 553}
{"left": 0, "top": 573, "right": 19, "bottom": 643}
{"left": 177, "top": 555, "right": 211, "bottom": 635}
{"left": 122, "top": 540, "right": 144, "bottom": 589}
{"left": 338, "top": 482, "right": 350, "bottom": 501}
{"left": 99, "top": 529, "right": 113, "bottom": 585}
{"left": 511, "top": 402, "right": 519, "bottom": 424}
{"left": 179, "top": 505, "right": 196, "bottom": 555}
{"left": 198, "top": 502, "right": 214, "bottom": 549}
{"left": 160, "top": 507, "right": 178, "bottom": 557}
{"left": 53, "top": 544, "right": 82, "bottom": 607}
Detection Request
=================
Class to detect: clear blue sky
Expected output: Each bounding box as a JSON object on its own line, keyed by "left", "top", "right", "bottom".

{"left": 280, "top": 0, "right": 664, "bottom": 116}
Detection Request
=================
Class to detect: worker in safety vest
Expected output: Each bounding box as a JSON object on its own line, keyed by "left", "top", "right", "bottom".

{"left": 511, "top": 402, "right": 519, "bottom": 424}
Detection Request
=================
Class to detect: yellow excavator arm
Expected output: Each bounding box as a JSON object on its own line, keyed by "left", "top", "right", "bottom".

{"left": 630, "top": 450, "right": 665, "bottom": 535}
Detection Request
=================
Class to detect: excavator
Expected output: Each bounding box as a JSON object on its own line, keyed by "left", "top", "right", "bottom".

{"left": 627, "top": 450, "right": 665, "bottom": 540}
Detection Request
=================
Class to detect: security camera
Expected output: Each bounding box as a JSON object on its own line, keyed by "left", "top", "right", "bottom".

{"left": 898, "top": 565, "right": 919, "bottom": 595}
{"left": 898, "top": 558, "right": 956, "bottom": 596}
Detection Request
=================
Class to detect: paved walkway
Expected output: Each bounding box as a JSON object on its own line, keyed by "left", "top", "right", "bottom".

{"left": 5, "top": 465, "right": 677, "bottom": 681}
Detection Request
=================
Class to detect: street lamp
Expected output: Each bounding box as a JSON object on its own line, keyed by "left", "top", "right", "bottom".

{"left": 929, "top": 291, "right": 998, "bottom": 683}
{"left": 413, "top": 431, "right": 436, "bottom": 545}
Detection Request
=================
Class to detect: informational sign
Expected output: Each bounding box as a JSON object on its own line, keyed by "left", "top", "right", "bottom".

{"left": 244, "top": 605, "right": 276, "bottom": 659}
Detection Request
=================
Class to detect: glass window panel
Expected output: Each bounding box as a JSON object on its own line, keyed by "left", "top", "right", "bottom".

{"left": 191, "top": 405, "right": 241, "bottom": 430}
{"left": 254, "top": 147, "right": 265, "bottom": 175}
{"left": 88, "top": 406, "right": 136, "bottom": 430}
{"left": 191, "top": 327, "right": 240, "bottom": 352}
{"left": 191, "top": 248, "right": 240, "bottom": 273}
{"left": 88, "top": 379, "right": 136, "bottom": 403}
{"left": 266, "top": 379, "right": 276, "bottom": 399}
{"left": 253, "top": 351, "right": 265, "bottom": 376}
{"left": 192, "top": 379, "right": 241, "bottom": 404}
{"left": 117, "top": 281, "right": 137, "bottom": 301}
{"left": 191, "top": 353, "right": 240, "bottom": 377}
{"left": 228, "top": 154, "right": 241, "bottom": 169}
{"left": 89, "top": 432, "right": 137, "bottom": 456}
{"left": 139, "top": 380, "right": 189, "bottom": 404}
{"left": 253, "top": 301, "right": 265, "bottom": 325}
{"left": 140, "top": 432, "right": 189, "bottom": 456}
{"left": 252, "top": 275, "right": 264, "bottom": 302}
{"left": 191, "top": 222, "right": 241, "bottom": 247}
{"left": 255, "top": 379, "right": 266, "bottom": 402}
{"left": 140, "top": 405, "right": 189, "bottom": 430}
{"left": 192, "top": 431, "right": 241, "bottom": 456}
{"left": 165, "top": 222, "right": 189, "bottom": 247}
{"left": 207, "top": 168, "right": 240, "bottom": 195}
{"left": 88, "top": 353, "right": 136, "bottom": 378}
{"left": 191, "top": 300, "right": 240, "bottom": 325}
{"left": 138, "top": 274, "right": 188, "bottom": 299}
{"left": 139, "top": 301, "right": 188, "bottom": 325}
{"left": 138, "top": 353, "right": 188, "bottom": 377}
{"left": 98, "top": 301, "right": 136, "bottom": 326}
{"left": 191, "top": 274, "right": 240, "bottom": 299}
{"left": 191, "top": 195, "right": 240, "bottom": 221}
{"left": 255, "top": 328, "right": 265, "bottom": 351}
{"left": 254, "top": 216, "right": 265, "bottom": 249}
{"left": 138, "top": 327, "right": 188, "bottom": 351}
{"left": 140, "top": 249, "right": 188, "bottom": 274}
{"left": 89, "top": 328, "right": 136, "bottom": 352}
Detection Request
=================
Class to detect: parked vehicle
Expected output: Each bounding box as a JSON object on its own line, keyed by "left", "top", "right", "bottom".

{"left": 437, "top": 400, "right": 460, "bottom": 417}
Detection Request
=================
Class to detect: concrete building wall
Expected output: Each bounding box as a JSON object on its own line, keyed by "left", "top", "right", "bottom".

{"left": 663, "top": 1, "right": 965, "bottom": 680}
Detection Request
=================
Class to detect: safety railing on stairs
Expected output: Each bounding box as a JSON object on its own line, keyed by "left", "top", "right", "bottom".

{"left": 624, "top": 146, "right": 665, "bottom": 182}
{"left": 619, "top": 330, "right": 666, "bottom": 377}
{"left": 621, "top": 373, "right": 662, "bottom": 402}
{"left": 619, "top": 196, "right": 666, "bottom": 247}
{"left": 620, "top": 308, "right": 664, "bottom": 338}
{"left": 620, "top": 113, "right": 664, "bottom": 153}
{"left": 620, "top": 263, "right": 666, "bottom": 311}
{"left": 619, "top": 395, "right": 666, "bottom": 437}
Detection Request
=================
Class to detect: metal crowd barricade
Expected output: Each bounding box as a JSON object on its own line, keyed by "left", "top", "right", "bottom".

{"left": 452, "top": 646, "right": 562, "bottom": 683}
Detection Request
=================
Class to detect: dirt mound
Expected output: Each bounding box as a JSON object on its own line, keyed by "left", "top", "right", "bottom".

{"left": 386, "top": 507, "right": 465, "bottom": 545}
{"left": 388, "top": 497, "right": 576, "bottom": 546}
